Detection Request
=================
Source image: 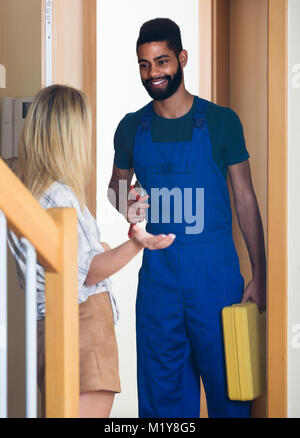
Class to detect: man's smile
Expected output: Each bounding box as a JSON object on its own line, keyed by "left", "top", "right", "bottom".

{"left": 149, "top": 78, "right": 169, "bottom": 88}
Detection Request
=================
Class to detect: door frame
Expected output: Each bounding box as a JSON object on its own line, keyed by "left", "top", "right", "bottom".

{"left": 208, "top": 0, "right": 288, "bottom": 418}
{"left": 267, "top": 0, "right": 287, "bottom": 418}
{"left": 43, "top": 0, "right": 97, "bottom": 216}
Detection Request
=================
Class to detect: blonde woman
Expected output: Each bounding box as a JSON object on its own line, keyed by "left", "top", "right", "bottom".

{"left": 8, "top": 85, "right": 175, "bottom": 418}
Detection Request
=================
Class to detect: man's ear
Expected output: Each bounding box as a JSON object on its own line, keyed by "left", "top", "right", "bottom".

{"left": 179, "top": 50, "right": 188, "bottom": 68}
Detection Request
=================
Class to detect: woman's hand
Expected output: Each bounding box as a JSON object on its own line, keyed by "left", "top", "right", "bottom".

{"left": 86, "top": 228, "right": 175, "bottom": 287}
{"left": 131, "top": 224, "right": 176, "bottom": 250}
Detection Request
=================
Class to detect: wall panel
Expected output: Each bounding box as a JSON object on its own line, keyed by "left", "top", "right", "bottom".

{"left": 0, "top": 0, "right": 43, "bottom": 418}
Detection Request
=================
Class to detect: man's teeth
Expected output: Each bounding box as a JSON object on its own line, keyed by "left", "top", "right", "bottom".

{"left": 152, "top": 79, "right": 166, "bottom": 85}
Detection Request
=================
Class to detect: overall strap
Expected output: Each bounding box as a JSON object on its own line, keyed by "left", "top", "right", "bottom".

{"left": 140, "top": 102, "right": 153, "bottom": 131}
{"left": 193, "top": 98, "right": 208, "bottom": 130}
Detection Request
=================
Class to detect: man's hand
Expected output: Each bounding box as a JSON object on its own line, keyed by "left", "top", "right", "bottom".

{"left": 241, "top": 277, "right": 266, "bottom": 312}
{"left": 108, "top": 166, "right": 150, "bottom": 223}
{"left": 131, "top": 224, "right": 176, "bottom": 250}
{"left": 127, "top": 186, "right": 150, "bottom": 224}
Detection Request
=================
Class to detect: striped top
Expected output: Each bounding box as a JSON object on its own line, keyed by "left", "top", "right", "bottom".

{"left": 7, "top": 181, "right": 119, "bottom": 324}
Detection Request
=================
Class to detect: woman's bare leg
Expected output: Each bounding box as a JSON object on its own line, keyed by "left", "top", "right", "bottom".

{"left": 79, "top": 390, "right": 115, "bottom": 418}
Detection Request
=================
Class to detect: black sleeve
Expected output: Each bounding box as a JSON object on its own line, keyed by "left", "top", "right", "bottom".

{"left": 113, "top": 116, "right": 134, "bottom": 169}
{"left": 223, "top": 108, "right": 250, "bottom": 166}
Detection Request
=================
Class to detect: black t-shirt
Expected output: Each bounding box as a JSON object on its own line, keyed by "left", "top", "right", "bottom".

{"left": 113, "top": 96, "right": 249, "bottom": 180}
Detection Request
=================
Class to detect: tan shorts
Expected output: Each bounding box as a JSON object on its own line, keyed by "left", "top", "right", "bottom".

{"left": 37, "top": 292, "right": 121, "bottom": 401}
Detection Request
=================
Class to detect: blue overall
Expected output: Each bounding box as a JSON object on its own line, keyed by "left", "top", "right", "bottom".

{"left": 133, "top": 98, "right": 250, "bottom": 418}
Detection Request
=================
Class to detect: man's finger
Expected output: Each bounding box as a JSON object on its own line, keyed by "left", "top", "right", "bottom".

{"left": 128, "top": 214, "right": 146, "bottom": 223}
{"left": 241, "top": 293, "right": 250, "bottom": 303}
{"left": 129, "top": 192, "right": 149, "bottom": 202}
{"left": 137, "top": 203, "right": 150, "bottom": 209}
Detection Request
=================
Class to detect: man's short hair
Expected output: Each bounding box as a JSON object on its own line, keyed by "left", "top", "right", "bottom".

{"left": 136, "top": 18, "right": 183, "bottom": 57}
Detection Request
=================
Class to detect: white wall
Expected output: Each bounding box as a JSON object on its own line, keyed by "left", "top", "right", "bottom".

{"left": 97, "top": 0, "right": 199, "bottom": 417}
{"left": 288, "top": 0, "right": 300, "bottom": 419}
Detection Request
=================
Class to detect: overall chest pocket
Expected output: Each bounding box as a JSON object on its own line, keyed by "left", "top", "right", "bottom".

{"left": 151, "top": 162, "right": 193, "bottom": 191}
{"left": 152, "top": 162, "right": 192, "bottom": 176}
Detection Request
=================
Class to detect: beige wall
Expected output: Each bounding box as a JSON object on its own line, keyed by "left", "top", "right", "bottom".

{"left": 52, "top": 0, "right": 83, "bottom": 88}
{"left": 229, "top": 0, "right": 268, "bottom": 417}
{"left": 0, "top": 0, "right": 42, "bottom": 99}
{"left": 229, "top": 0, "right": 268, "bottom": 283}
{"left": 52, "top": 0, "right": 97, "bottom": 216}
{"left": 0, "top": 0, "right": 43, "bottom": 417}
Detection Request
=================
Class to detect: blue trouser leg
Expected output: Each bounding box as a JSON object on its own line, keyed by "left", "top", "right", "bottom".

{"left": 136, "top": 247, "right": 200, "bottom": 418}
{"left": 181, "top": 241, "right": 251, "bottom": 418}
{"left": 136, "top": 318, "right": 201, "bottom": 418}
{"left": 184, "top": 285, "right": 250, "bottom": 418}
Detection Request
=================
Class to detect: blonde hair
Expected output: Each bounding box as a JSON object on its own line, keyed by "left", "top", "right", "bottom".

{"left": 15, "top": 84, "right": 92, "bottom": 208}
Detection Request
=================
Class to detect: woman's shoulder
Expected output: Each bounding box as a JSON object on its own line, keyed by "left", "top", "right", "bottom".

{"left": 40, "top": 181, "right": 81, "bottom": 211}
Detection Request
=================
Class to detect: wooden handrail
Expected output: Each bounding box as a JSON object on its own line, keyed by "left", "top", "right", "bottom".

{"left": 0, "top": 158, "right": 61, "bottom": 272}
{"left": 45, "top": 208, "right": 79, "bottom": 418}
{"left": 0, "top": 157, "right": 79, "bottom": 417}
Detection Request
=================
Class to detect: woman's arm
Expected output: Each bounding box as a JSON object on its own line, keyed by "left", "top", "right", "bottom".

{"left": 85, "top": 225, "right": 175, "bottom": 286}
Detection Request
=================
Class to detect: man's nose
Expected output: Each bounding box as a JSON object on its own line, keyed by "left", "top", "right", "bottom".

{"left": 149, "top": 64, "right": 162, "bottom": 78}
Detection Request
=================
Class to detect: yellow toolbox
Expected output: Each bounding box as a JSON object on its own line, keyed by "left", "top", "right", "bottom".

{"left": 222, "top": 302, "right": 266, "bottom": 401}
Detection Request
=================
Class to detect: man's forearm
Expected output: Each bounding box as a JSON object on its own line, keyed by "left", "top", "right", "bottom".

{"left": 108, "top": 179, "right": 123, "bottom": 214}
{"left": 234, "top": 193, "right": 266, "bottom": 283}
{"left": 108, "top": 166, "right": 134, "bottom": 217}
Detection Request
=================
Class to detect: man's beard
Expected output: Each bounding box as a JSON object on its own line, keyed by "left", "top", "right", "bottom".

{"left": 142, "top": 61, "right": 183, "bottom": 101}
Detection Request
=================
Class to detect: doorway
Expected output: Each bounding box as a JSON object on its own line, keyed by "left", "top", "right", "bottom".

{"left": 205, "top": 0, "right": 288, "bottom": 418}
{"left": 97, "top": 0, "right": 200, "bottom": 418}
